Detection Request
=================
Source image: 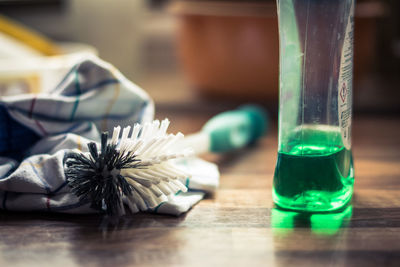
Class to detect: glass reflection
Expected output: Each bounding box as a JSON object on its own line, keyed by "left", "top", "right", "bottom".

{"left": 271, "top": 204, "right": 352, "bottom": 236}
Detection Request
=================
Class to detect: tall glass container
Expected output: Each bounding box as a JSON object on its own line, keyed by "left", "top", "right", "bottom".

{"left": 273, "top": 0, "right": 355, "bottom": 212}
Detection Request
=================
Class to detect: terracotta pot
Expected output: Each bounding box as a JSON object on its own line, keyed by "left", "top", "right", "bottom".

{"left": 171, "top": 1, "right": 279, "bottom": 101}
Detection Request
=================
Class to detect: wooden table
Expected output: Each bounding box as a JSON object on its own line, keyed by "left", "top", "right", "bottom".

{"left": 1, "top": 107, "right": 400, "bottom": 267}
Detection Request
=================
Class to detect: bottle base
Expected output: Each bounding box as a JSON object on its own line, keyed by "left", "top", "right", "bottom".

{"left": 272, "top": 126, "right": 355, "bottom": 212}
{"left": 272, "top": 186, "right": 353, "bottom": 212}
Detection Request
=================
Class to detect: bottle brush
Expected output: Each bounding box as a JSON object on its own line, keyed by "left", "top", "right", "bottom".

{"left": 65, "top": 119, "right": 191, "bottom": 216}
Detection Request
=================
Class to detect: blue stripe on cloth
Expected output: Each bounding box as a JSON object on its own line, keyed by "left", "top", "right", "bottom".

{"left": 2, "top": 191, "right": 8, "bottom": 210}
{"left": 5, "top": 77, "right": 135, "bottom": 125}
{"left": 84, "top": 110, "right": 144, "bottom": 122}
{"left": 7, "top": 105, "right": 141, "bottom": 124}
{"left": 51, "top": 181, "right": 68, "bottom": 195}
{"left": 59, "top": 78, "right": 120, "bottom": 97}
{"left": 26, "top": 159, "right": 51, "bottom": 194}
{"left": 83, "top": 79, "right": 119, "bottom": 92}
{"left": 51, "top": 64, "right": 79, "bottom": 94}
{"left": 69, "top": 70, "right": 81, "bottom": 121}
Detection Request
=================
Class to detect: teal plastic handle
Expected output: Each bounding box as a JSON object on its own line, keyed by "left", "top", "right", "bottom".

{"left": 202, "top": 105, "right": 268, "bottom": 153}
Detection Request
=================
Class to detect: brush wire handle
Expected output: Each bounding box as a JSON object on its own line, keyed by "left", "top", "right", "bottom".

{"left": 183, "top": 105, "right": 268, "bottom": 154}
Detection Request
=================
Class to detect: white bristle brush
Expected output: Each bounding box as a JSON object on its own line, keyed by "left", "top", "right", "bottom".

{"left": 65, "top": 119, "right": 192, "bottom": 216}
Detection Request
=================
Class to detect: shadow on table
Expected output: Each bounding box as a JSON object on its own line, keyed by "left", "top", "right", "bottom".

{"left": 271, "top": 204, "right": 353, "bottom": 236}
{"left": 0, "top": 208, "right": 188, "bottom": 226}
{"left": 270, "top": 203, "right": 400, "bottom": 265}
{"left": 69, "top": 212, "right": 190, "bottom": 266}
{"left": 0, "top": 210, "right": 189, "bottom": 266}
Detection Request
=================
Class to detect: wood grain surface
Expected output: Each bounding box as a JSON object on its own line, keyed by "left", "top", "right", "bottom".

{"left": 1, "top": 109, "right": 400, "bottom": 267}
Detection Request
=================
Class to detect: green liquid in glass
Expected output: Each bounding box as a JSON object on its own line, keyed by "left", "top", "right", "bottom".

{"left": 273, "top": 127, "right": 354, "bottom": 212}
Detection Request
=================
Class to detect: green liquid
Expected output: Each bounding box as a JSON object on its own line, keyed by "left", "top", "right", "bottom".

{"left": 273, "top": 128, "right": 354, "bottom": 212}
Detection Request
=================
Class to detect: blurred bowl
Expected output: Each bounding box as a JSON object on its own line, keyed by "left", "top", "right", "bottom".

{"left": 170, "top": 0, "right": 279, "bottom": 102}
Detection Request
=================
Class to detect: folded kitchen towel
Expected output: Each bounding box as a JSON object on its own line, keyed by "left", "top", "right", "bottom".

{"left": 0, "top": 55, "right": 219, "bottom": 216}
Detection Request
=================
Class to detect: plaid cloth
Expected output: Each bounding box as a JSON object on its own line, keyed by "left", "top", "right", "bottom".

{"left": 0, "top": 55, "right": 219, "bottom": 215}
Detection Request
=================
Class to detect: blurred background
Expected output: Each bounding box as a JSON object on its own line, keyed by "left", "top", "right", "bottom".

{"left": 0, "top": 0, "right": 399, "bottom": 114}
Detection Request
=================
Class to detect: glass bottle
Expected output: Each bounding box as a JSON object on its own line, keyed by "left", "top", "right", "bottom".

{"left": 273, "top": 0, "right": 355, "bottom": 212}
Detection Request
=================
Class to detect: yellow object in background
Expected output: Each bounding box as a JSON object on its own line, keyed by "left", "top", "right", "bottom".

{"left": 0, "top": 73, "right": 40, "bottom": 95}
{"left": 0, "top": 15, "right": 97, "bottom": 96}
{"left": 0, "top": 14, "right": 62, "bottom": 56}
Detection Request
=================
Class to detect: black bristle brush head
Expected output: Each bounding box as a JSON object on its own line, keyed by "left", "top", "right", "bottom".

{"left": 65, "top": 132, "right": 142, "bottom": 215}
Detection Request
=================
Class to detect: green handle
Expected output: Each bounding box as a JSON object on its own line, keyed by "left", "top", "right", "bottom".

{"left": 202, "top": 105, "right": 269, "bottom": 153}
